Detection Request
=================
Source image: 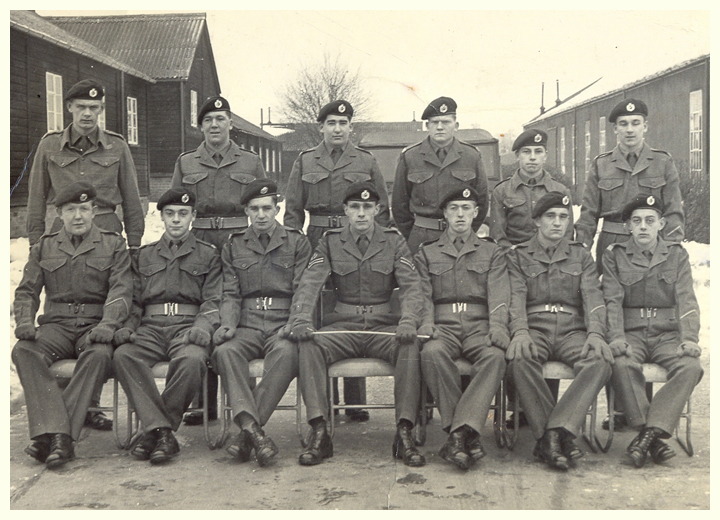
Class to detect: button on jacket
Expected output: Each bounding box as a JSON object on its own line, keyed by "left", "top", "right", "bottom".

{"left": 576, "top": 144, "right": 684, "bottom": 248}
{"left": 392, "top": 137, "right": 488, "bottom": 242}
{"left": 490, "top": 170, "right": 573, "bottom": 248}
{"left": 220, "top": 224, "right": 312, "bottom": 333}
{"left": 171, "top": 141, "right": 265, "bottom": 218}
{"left": 26, "top": 126, "right": 144, "bottom": 247}
{"left": 284, "top": 142, "right": 390, "bottom": 235}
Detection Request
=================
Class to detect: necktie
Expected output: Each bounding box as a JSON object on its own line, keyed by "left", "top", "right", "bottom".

{"left": 627, "top": 152, "right": 638, "bottom": 169}
{"left": 331, "top": 148, "right": 342, "bottom": 166}
{"left": 213, "top": 152, "right": 222, "bottom": 165}
{"left": 71, "top": 235, "right": 82, "bottom": 249}
{"left": 358, "top": 235, "right": 370, "bottom": 255}
{"left": 546, "top": 246, "right": 556, "bottom": 259}
{"left": 75, "top": 136, "right": 90, "bottom": 154}
{"left": 642, "top": 250, "right": 652, "bottom": 262}
{"left": 170, "top": 241, "right": 179, "bottom": 254}
{"left": 437, "top": 147, "right": 447, "bottom": 163}
{"left": 453, "top": 237, "right": 464, "bottom": 252}
{"left": 259, "top": 233, "right": 270, "bottom": 250}
{"left": 526, "top": 177, "right": 537, "bottom": 186}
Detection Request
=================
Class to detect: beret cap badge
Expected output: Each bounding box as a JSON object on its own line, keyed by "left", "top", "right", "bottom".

{"left": 260, "top": 186, "right": 269, "bottom": 194}
{"left": 88, "top": 88, "right": 98, "bottom": 98}
{"left": 562, "top": 196, "right": 570, "bottom": 205}
{"left": 534, "top": 133, "right": 543, "bottom": 143}
{"left": 439, "top": 104, "right": 448, "bottom": 113}
{"left": 214, "top": 99, "right": 223, "bottom": 109}
{"left": 338, "top": 104, "right": 346, "bottom": 113}
{"left": 647, "top": 195, "right": 655, "bottom": 205}
{"left": 626, "top": 102, "right": 635, "bottom": 112}
{"left": 361, "top": 190, "right": 370, "bottom": 200}
{"left": 181, "top": 194, "right": 190, "bottom": 203}
{"left": 80, "top": 193, "right": 88, "bottom": 202}
{"left": 463, "top": 189, "right": 471, "bottom": 198}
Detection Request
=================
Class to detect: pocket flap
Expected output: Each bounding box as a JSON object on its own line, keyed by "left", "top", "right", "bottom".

{"left": 451, "top": 169, "right": 477, "bottom": 182}
{"left": 89, "top": 156, "right": 120, "bottom": 168}
{"left": 139, "top": 262, "right": 166, "bottom": 276}
{"left": 598, "top": 177, "right": 624, "bottom": 191}
{"left": 49, "top": 155, "right": 79, "bottom": 168}
{"left": 271, "top": 255, "right": 294, "bottom": 269}
{"left": 637, "top": 176, "right": 666, "bottom": 189}
{"left": 522, "top": 263, "right": 547, "bottom": 278}
{"left": 182, "top": 172, "right": 209, "bottom": 185}
{"left": 86, "top": 256, "right": 113, "bottom": 271}
{"left": 370, "top": 260, "right": 393, "bottom": 275}
{"left": 559, "top": 262, "right": 582, "bottom": 276}
{"left": 428, "top": 262, "right": 453, "bottom": 276}
{"left": 468, "top": 262, "right": 491, "bottom": 274}
{"left": 229, "top": 172, "right": 254, "bottom": 184}
{"left": 343, "top": 172, "right": 372, "bottom": 183}
{"left": 332, "top": 261, "right": 358, "bottom": 276}
{"left": 39, "top": 257, "right": 67, "bottom": 272}
{"left": 659, "top": 270, "right": 678, "bottom": 284}
{"left": 504, "top": 197, "right": 526, "bottom": 209}
{"left": 302, "top": 171, "right": 330, "bottom": 185}
{"left": 618, "top": 269, "right": 644, "bottom": 286}
{"left": 408, "top": 171, "right": 434, "bottom": 184}
{"left": 232, "top": 258, "right": 259, "bottom": 270}
{"left": 180, "top": 263, "right": 211, "bottom": 276}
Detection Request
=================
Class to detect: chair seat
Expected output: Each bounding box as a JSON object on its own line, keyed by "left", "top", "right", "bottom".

{"left": 48, "top": 359, "right": 78, "bottom": 379}
{"left": 328, "top": 358, "right": 395, "bottom": 378}
{"left": 151, "top": 362, "right": 170, "bottom": 379}
{"left": 454, "top": 358, "right": 472, "bottom": 376}
{"left": 249, "top": 358, "right": 264, "bottom": 379}
{"left": 542, "top": 361, "right": 574, "bottom": 380}
{"left": 642, "top": 363, "right": 668, "bottom": 382}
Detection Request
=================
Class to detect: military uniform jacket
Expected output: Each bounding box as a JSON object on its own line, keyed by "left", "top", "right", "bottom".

{"left": 490, "top": 169, "right": 573, "bottom": 248}
{"left": 220, "top": 224, "right": 312, "bottom": 329}
{"left": 575, "top": 144, "right": 684, "bottom": 247}
{"left": 171, "top": 140, "right": 265, "bottom": 218}
{"left": 601, "top": 238, "right": 699, "bottom": 344}
{"left": 26, "top": 125, "right": 144, "bottom": 247}
{"left": 283, "top": 141, "right": 390, "bottom": 229}
{"left": 14, "top": 225, "right": 132, "bottom": 331}
{"left": 392, "top": 137, "right": 488, "bottom": 237}
{"left": 123, "top": 233, "right": 221, "bottom": 334}
{"left": 415, "top": 232, "right": 509, "bottom": 330}
{"left": 289, "top": 225, "right": 423, "bottom": 327}
{"left": 506, "top": 235, "right": 606, "bottom": 337}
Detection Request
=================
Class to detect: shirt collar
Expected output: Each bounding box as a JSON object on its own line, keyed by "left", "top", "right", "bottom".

{"left": 349, "top": 225, "right": 375, "bottom": 243}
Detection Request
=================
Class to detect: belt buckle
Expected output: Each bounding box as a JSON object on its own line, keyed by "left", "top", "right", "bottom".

{"left": 212, "top": 216, "right": 223, "bottom": 229}
{"left": 545, "top": 304, "right": 559, "bottom": 313}
{"left": 359, "top": 305, "right": 371, "bottom": 314}
{"left": 440, "top": 220, "right": 447, "bottom": 231}
{"left": 72, "top": 303, "right": 81, "bottom": 314}
{"left": 329, "top": 216, "right": 340, "bottom": 228}
{"left": 452, "top": 302, "right": 467, "bottom": 313}
{"left": 642, "top": 307, "right": 656, "bottom": 318}
{"left": 257, "top": 297, "right": 272, "bottom": 311}
{"left": 164, "top": 303, "right": 178, "bottom": 316}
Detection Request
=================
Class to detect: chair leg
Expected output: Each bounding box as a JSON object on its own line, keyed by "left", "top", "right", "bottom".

{"left": 492, "top": 381, "right": 505, "bottom": 448}
{"left": 112, "top": 378, "right": 131, "bottom": 449}
{"left": 676, "top": 396, "right": 694, "bottom": 456}
{"left": 295, "top": 379, "right": 309, "bottom": 448}
{"left": 328, "top": 376, "right": 336, "bottom": 439}
{"left": 505, "top": 389, "right": 520, "bottom": 450}
{"left": 415, "top": 378, "right": 428, "bottom": 446}
{"left": 582, "top": 397, "right": 599, "bottom": 453}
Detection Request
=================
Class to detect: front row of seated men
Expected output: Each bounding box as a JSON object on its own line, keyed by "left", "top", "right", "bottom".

{"left": 13, "top": 179, "right": 702, "bottom": 471}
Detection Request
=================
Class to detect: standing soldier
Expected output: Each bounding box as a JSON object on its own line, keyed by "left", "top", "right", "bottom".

{"left": 171, "top": 95, "right": 265, "bottom": 423}
{"left": 113, "top": 187, "right": 221, "bottom": 464}
{"left": 416, "top": 187, "right": 510, "bottom": 470}
{"left": 602, "top": 195, "right": 702, "bottom": 468}
{"left": 25, "top": 79, "right": 144, "bottom": 431}
{"left": 392, "top": 96, "right": 488, "bottom": 254}
{"left": 285, "top": 182, "right": 425, "bottom": 467}
{"left": 212, "top": 179, "right": 312, "bottom": 467}
{"left": 12, "top": 182, "right": 132, "bottom": 468}
{"left": 575, "top": 98, "right": 684, "bottom": 272}
{"left": 284, "top": 99, "right": 388, "bottom": 421}
{"left": 506, "top": 192, "right": 613, "bottom": 470}
{"left": 490, "top": 129, "right": 573, "bottom": 248}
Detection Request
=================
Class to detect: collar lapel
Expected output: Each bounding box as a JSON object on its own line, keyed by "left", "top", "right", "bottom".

{"left": 334, "top": 144, "right": 356, "bottom": 171}
{"left": 420, "top": 138, "right": 443, "bottom": 168}
{"left": 340, "top": 227, "right": 364, "bottom": 260}
{"left": 73, "top": 226, "right": 100, "bottom": 257}
{"left": 265, "top": 225, "right": 287, "bottom": 254}
{"left": 437, "top": 233, "right": 458, "bottom": 258}
{"left": 244, "top": 229, "right": 266, "bottom": 255}
{"left": 57, "top": 228, "right": 76, "bottom": 256}
{"left": 362, "top": 229, "right": 385, "bottom": 260}
{"left": 648, "top": 239, "right": 669, "bottom": 269}
{"left": 442, "top": 140, "right": 461, "bottom": 168}
{"left": 315, "top": 144, "right": 335, "bottom": 172}
{"left": 632, "top": 144, "right": 652, "bottom": 175}
{"left": 611, "top": 146, "right": 633, "bottom": 173}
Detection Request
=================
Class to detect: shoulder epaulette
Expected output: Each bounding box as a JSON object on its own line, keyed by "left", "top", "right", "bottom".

{"left": 299, "top": 147, "right": 316, "bottom": 156}
{"left": 284, "top": 225, "right": 304, "bottom": 235}
{"left": 355, "top": 145, "right": 372, "bottom": 155}
{"left": 99, "top": 229, "right": 121, "bottom": 236}
{"left": 383, "top": 227, "right": 404, "bottom": 236}
{"left": 650, "top": 147, "right": 672, "bottom": 157}
{"left": 492, "top": 177, "right": 511, "bottom": 190}
{"left": 595, "top": 151, "right": 613, "bottom": 160}
{"left": 456, "top": 139, "right": 480, "bottom": 152}
{"left": 401, "top": 141, "right": 423, "bottom": 154}
{"left": 139, "top": 240, "right": 159, "bottom": 249}
{"left": 418, "top": 238, "right": 440, "bottom": 250}
{"left": 242, "top": 147, "right": 259, "bottom": 156}
{"left": 480, "top": 236, "right": 497, "bottom": 244}
{"left": 607, "top": 242, "right": 628, "bottom": 251}
{"left": 227, "top": 228, "right": 248, "bottom": 240}
{"left": 178, "top": 149, "right": 195, "bottom": 158}
{"left": 103, "top": 129, "right": 126, "bottom": 141}
{"left": 324, "top": 228, "right": 343, "bottom": 236}
{"left": 40, "top": 130, "right": 63, "bottom": 140}
{"left": 195, "top": 238, "right": 217, "bottom": 249}
{"left": 39, "top": 230, "right": 60, "bottom": 240}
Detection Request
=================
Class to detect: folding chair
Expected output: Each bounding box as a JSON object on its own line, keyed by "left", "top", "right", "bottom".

{"left": 49, "top": 359, "right": 132, "bottom": 449}
{"left": 416, "top": 358, "right": 506, "bottom": 448}
{"left": 327, "top": 358, "right": 396, "bottom": 438}
{"left": 215, "top": 358, "right": 306, "bottom": 449}
{"left": 605, "top": 363, "right": 693, "bottom": 456}
{"left": 505, "top": 361, "right": 612, "bottom": 453}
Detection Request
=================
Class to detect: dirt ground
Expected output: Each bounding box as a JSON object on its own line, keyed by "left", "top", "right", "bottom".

{"left": 9, "top": 347, "right": 710, "bottom": 510}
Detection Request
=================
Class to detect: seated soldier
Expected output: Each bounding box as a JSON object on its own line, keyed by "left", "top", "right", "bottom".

{"left": 602, "top": 195, "right": 703, "bottom": 468}
{"left": 284, "top": 181, "right": 425, "bottom": 467}
{"left": 212, "top": 179, "right": 312, "bottom": 467}
{"left": 113, "top": 188, "right": 221, "bottom": 464}
{"left": 506, "top": 192, "right": 613, "bottom": 470}
{"left": 12, "top": 182, "right": 132, "bottom": 469}
{"left": 416, "top": 187, "right": 510, "bottom": 470}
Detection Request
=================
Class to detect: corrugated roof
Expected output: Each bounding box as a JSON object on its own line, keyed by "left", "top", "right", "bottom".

{"left": 230, "top": 113, "right": 278, "bottom": 142}
{"left": 360, "top": 128, "right": 497, "bottom": 148}
{"left": 46, "top": 12, "right": 207, "bottom": 81}
{"left": 10, "top": 10, "right": 155, "bottom": 82}
{"left": 527, "top": 54, "right": 710, "bottom": 125}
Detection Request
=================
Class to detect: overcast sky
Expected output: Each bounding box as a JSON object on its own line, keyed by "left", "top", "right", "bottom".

{"left": 37, "top": 7, "right": 710, "bottom": 135}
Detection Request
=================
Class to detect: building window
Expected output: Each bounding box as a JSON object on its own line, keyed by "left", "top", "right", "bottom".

{"left": 265, "top": 147, "right": 270, "bottom": 172}
{"left": 46, "top": 72, "right": 63, "bottom": 132}
{"left": 127, "top": 96, "right": 138, "bottom": 145}
{"left": 190, "top": 90, "right": 198, "bottom": 127}
{"left": 571, "top": 123, "right": 576, "bottom": 184}
{"left": 584, "top": 120, "right": 591, "bottom": 179}
{"left": 599, "top": 116, "right": 606, "bottom": 153}
{"left": 97, "top": 110, "right": 106, "bottom": 131}
{"left": 560, "top": 127, "right": 566, "bottom": 175}
{"left": 272, "top": 148, "right": 277, "bottom": 173}
{"left": 690, "top": 90, "right": 703, "bottom": 174}
{"left": 250, "top": 144, "right": 255, "bottom": 152}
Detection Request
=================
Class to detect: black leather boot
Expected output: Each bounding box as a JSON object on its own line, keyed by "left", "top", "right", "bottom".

{"left": 248, "top": 423, "right": 279, "bottom": 467}
{"left": 533, "top": 429, "right": 568, "bottom": 470}
{"left": 226, "top": 429, "right": 252, "bottom": 462}
{"left": 560, "top": 431, "right": 584, "bottom": 462}
{"left": 45, "top": 433, "right": 74, "bottom": 469}
{"left": 25, "top": 434, "right": 51, "bottom": 463}
{"left": 149, "top": 427, "right": 180, "bottom": 465}
{"left": 299, "top": 421, "right": 333, "bottom": 466}
{"left": 649, "top": 437, "right": 676, "bottom": 464}
{"left": 626, "top": 427, "right": 661, "bottom": 468}
{"left": 393, "top": 422, "right": 425, "bottom": 467}
{"left": 131, "top": 429, "right": 159, "bottom": 460}
{"left": 465, "top": 428, "right": 486, "bottom": 463}
{"left": 438, "top": 427, "right": 471, "bottom": 470}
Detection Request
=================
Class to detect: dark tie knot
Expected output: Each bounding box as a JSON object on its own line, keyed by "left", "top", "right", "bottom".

{"left": 453, "top": 237, "right": 464, "bottom": 252}
{"left": 437, "top": 147, "right": 447, "bottom": 162}
{"left": 259, "top": 233, "right": 270, "bottom": 249}
{"left": 627, "top": 152, "right": 638, "bottom": 168}
{"left": 357, "top": 235, "right": 370, "bottom": 255}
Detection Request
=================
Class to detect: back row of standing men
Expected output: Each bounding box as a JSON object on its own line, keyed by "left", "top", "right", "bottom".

{"left": 14, "top": 80, "right": 701, "bottom": 473}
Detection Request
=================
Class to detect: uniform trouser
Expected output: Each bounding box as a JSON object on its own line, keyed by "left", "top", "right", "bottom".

{"left": 211, "top": 328, "right": 298, "bottom": 427}
{"left": 51, "top": 211, "right": 123, "bottom": 411}
{"left": 509, "top": 313, "right": 612, "bottom": 440}
{"left": 299, "top": 322, "right": 421, "bottom": 426}
{"left": 12, "top": 320, "right": 113, "bottom": 441}
{"left": 113, "top": 318, "right": 208, "bottom": 433}
{"left": 609, "top": 324, "right": 703, "bottom": 437}
{"left": 191, "top": 226, "right": 247, "bottom": 414}
{"left": 420, "top": 318, "right": 506, "bottom": 435}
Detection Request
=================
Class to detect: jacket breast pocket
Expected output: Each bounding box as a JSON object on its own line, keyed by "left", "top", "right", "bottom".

{"left": 342, "top": 172, "right": 372, "bottom": 184}
{"left": 637, "top": 175, "right": 667, "bottom": 196}
{"left": 139, "top": 262, "right": 166, "bottom": 281}
{"left": 302, "top": 171, "right": 331, "bottom": 206}
{"left": 520, "top": 262, "right": 547, "bottom": 300}
{"left": 618, "top": 269, "right": 645, "bottom": 286}
{"left": 598, "top": 177, "right": 624, "bottom": 191}
{"left": 450, "top": 169, "right": 477, "bottom": 182}
{"left": 39, "top": 256, "right": 68, "bottom": 292}
{"left": 232, "top": 257, "right": 260, "bottom": 292}
{"left": 331, "top": 260, "right": 359, "bottom": 277}
{"left": 182, "top": 172, "right": 209, "bottom": 185}
{"left": 407, "top": 170, "right": 435, "bottom": 205}
{"left": 558, "top": 262, "right": 582, "bottom": 297}
{"left": 428, "top": 262, "right": 454, "bottom": 295}
{"left": 228, "top": 172, "right": 255, "bottom": 185}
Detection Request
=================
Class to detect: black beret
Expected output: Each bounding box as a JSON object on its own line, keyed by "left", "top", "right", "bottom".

{"left": 65, "top": 79, "right": 104, "bottom": 102}
{"left": 317, "top": 100, "right": 354, "bottom": 122}
{"left": 621, "top": 194, "right": 665, "bottom": 221}
{"left": 343, "top": 181, "right": 380, "bottom": 204}
{"left": 240, "top": 178, "right": 280, "bottom": 206}
{"left": 54, "top": 181, "right": 96, "bottom": 207}
{"left": 609, "top": 98, "right": 648, "bottom": 123}
{"left": 439, "top": 186, "right": 480, "bottom": 210}
{"left": 512, "top": 129, "right": 548, "bottom": 151}
{"left": 157, "top": 187, "right": 196, "bottom": 211}
{"left": 422, "top": 96, "right": 457, "bottom": 120}
{"left": 198, "top": 96, "right": 231, "bottom": 125}
{"left": 531, "top": 191, "right": 572, "bottom": 219}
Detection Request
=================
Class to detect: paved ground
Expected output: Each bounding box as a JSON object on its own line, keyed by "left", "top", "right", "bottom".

{"left": 9, "top": 353, "right": 710, "bottom": 510}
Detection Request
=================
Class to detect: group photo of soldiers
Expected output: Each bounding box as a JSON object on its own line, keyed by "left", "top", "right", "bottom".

{"left": 12, "top": 77, "right": 704, "bottom": 481}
